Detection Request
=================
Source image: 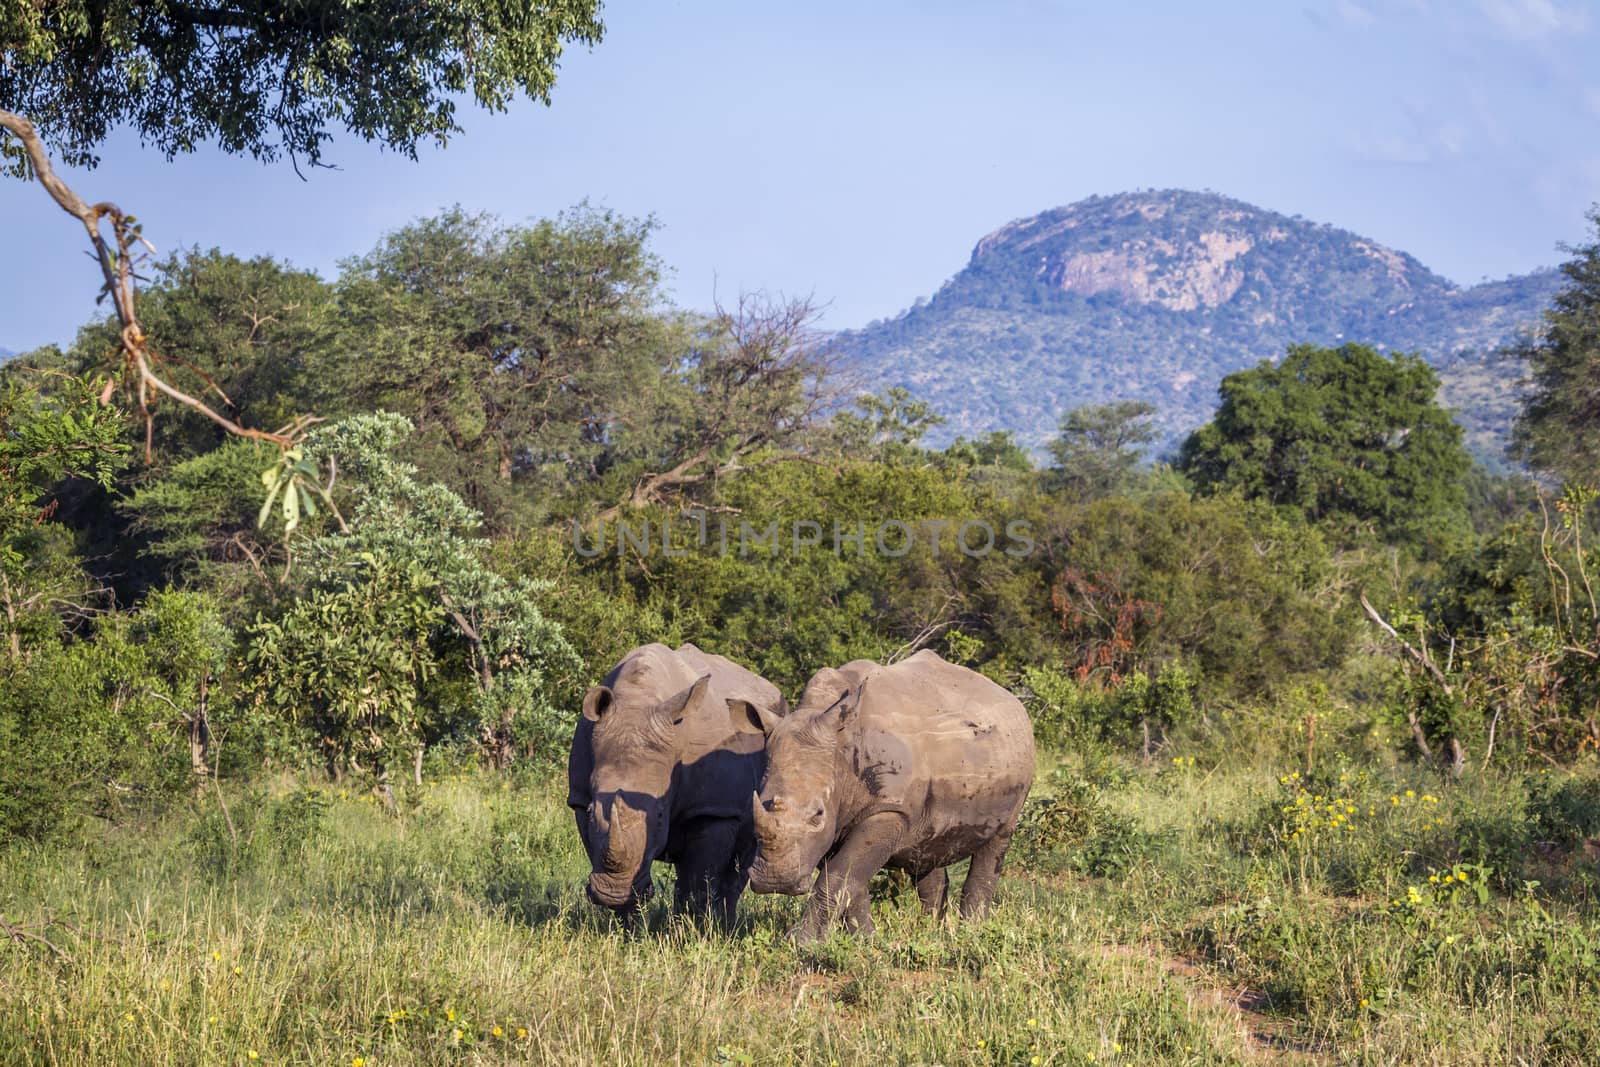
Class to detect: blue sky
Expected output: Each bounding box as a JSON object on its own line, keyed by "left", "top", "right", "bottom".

{"left": 3, "top": 0, "right": 1598, "bottom": 352}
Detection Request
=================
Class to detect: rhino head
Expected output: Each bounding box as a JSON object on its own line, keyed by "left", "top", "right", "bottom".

{"left": 578, "top": 672, "right": 711, "bottom": 910}
{"left": 744, "top": 667, "right": 858, "bottom": 895}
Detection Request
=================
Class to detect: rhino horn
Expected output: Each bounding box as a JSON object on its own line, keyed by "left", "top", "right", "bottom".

{"left": 751, "top": 793, "right": 779, "bottom": 847}
{"left": 603, "top": 796, "right": 644, "bottom": 871}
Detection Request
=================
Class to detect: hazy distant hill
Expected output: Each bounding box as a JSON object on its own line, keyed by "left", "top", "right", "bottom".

{"left": 0, "top": 347, "right": 14, "bottom": 362}
{"left": 837, "top": 190, "right": 1559, "bottom": 464}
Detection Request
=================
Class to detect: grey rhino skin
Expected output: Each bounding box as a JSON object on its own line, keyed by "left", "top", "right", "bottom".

{"left": 567, "top": 642, "right": 786, "bottom": 927}
{"left": 740, "top": 649, "right": 1034, "bottom": 942}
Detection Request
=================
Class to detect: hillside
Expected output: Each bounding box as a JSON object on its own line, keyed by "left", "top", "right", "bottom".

{"left": 837, "top": 190, "right": 1560, "bottom": 463}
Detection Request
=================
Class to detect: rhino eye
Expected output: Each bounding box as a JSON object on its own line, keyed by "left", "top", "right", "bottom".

{"left": 807, "top": 806, "right": 826, "bottom": 828}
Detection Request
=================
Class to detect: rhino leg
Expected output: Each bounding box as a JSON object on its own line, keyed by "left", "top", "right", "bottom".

{"left": 672, "top": 817, "right": 742, "bottom": 927}
{"left": 916, "top": 867, "right": 949, "bottom": 919}
{"left": 789, "top": 812, "right": 906, "bottom": 944}
{"left": 958, "top": 830, "right": 1014, "bottom": 921}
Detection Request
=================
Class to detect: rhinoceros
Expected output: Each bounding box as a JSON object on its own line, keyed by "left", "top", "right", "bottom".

{"left": 739, "top": 650, "right": 1034, "bottom": 942}
{"left": 567, "top": 642, "right": 787, "bottom": 927}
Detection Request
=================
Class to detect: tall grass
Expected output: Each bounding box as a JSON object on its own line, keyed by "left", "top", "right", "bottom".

{"left": 3, "top": 757, "right": 1599, "bottom": 1065}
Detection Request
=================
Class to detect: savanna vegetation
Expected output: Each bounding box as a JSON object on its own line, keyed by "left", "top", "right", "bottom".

{"left": 5, "top": 11, "right": 1600, "bottom": 1064}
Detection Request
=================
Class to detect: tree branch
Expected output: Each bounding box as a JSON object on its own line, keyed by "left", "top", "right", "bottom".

{"left": 1, "top": 107, "right": 308, "bottom": 458}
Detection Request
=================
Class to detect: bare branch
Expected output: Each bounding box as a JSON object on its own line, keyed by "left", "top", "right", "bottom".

{"left": 1, "top": 108, "right": 309, "bottom": 458}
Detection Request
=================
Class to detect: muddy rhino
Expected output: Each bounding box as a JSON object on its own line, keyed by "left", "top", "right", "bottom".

{"left": 739, "top": 650, "right": 1034, "bottom": 942}
{"left": 568, "top": 643, "right": 786, "bottom": 927}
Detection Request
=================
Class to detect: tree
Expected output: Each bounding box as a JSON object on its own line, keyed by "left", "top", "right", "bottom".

{"left": 0, "top": 376, "right": 129, "bottom": 658}
{"left": 1, "top": 1, "right": 603, "bottom": 173}
{"left": 823, "top": 387, "right": 946, "bottom": 464}
{"left": 596, "top": 292, "right": 836, "bottom": 519}
{"left": 331, "top": 207, "right": 676, "bottom": 528}
{"left": 59, "top": 249, "right": 340, "bottom": 465}
{"left": 1511, "top": 208, "right": 1600, "bottom": 486}
{"left": 1178, "top": 343, "right": 1471, "bottom": 543}
{"left": 1047, "top": 401, "right": 1157, "bottom": 499}
{"left": 246, "top": 414, "right": 581, "bottom": 796}
{"left": 0, "top": 1, "right": 604, "bottom": 492}
{"left": 1042, "top": 492, "right": 1349, "bottom": 695}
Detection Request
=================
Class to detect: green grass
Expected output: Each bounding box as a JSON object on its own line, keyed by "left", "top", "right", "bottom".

{"left": 3, "top": 753, "right": 1600, "bottom": 1065}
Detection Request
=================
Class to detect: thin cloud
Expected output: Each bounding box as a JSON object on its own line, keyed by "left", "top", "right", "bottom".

{"left": 1475, "top": 0, "right": 1588, "bottom": 40}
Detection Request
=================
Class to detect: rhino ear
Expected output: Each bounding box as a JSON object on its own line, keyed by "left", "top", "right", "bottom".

{"left": 582, "top": 685, "right": 614, "bottom": 722}
{"left": 655, "top": 674, "right": 711, "bottom": 727}
{"left": 728, "top": 698, "right": 781, "bottom": 736}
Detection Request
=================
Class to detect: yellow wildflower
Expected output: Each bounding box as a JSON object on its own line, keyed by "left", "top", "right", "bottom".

{"left": 492, "top": 1026, "right": 504, "bottom": 1037}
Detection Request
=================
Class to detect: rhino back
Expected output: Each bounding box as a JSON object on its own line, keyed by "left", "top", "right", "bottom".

{"left": 847, "top": 653, "right": 1034, "bottom": 855}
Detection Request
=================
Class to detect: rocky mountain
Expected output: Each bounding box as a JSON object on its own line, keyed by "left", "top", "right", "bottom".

{"left": 837, "top": 190, "right": 1560, "bottom": 464}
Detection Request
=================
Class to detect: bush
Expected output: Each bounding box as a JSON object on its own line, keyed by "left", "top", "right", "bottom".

{"left": 1022, "top": 661, "right": 1199, "bottom": 755}
{"left": 0, "top": 589, "right": 231, "bottom": 843}
{"left": 1012, "top": 768, "right": 1167, "bottom": 878}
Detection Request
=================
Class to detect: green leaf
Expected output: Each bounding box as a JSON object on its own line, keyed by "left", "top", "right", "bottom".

{"left": 257, "top": 479, "right": 282, "bottom": 529}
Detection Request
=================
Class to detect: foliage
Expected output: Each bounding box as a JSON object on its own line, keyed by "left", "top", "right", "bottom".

{"left": 0, "top": 0, "right": 603, "bottom": 172}
{"left": 245, "top": 414, "right": 581, "bottom": 780}
{"left": 573, "top": 450, "right": 1012, "bottom": 693}
{"left": 821, "top": 387, "right": 946, "bottom": 464}
{"left": 120, "top": 437, "right": 288, "bottom": 606}
{"left": 246, "top": 552, "right": 443, "bottom": 782}
{"left": 1511, "top": 207, "right": 1600, "bottom": 485}
{"left": 1382, "top": 485, "right": 1600, "bottom": 764}
{"left": 54, "top": 249, "right": 339, "bottom": 465}
{"left": 1022, "top": 661, "right": 1199, "bottom": 754}
{"left": 0, "top": 374, "right": 129, "bottom": 652}
{"left": 1179, "top": 343, "right": 1471, "bottom": 544}
{"left": 1046, "top": 400, "right": 1158, "bottom": 499}
{"left": 1041, "top": 492, "right": 1350, "bottom": 693}
{"left": 0, "top": 588, "right": 230, "bottom": 842}
{"left": 330, "top": 206, "right": 676, "bottom": 529}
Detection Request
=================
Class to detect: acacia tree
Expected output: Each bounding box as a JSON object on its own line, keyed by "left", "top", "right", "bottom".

{"left": 330, "top": 207, "right": 675, "bottom": 528}
{"left": 601, "top": 293, "right": 839, "bottom": 519}
{"left": 1047, "top": 400, "right": 1158, "bottom": 500}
